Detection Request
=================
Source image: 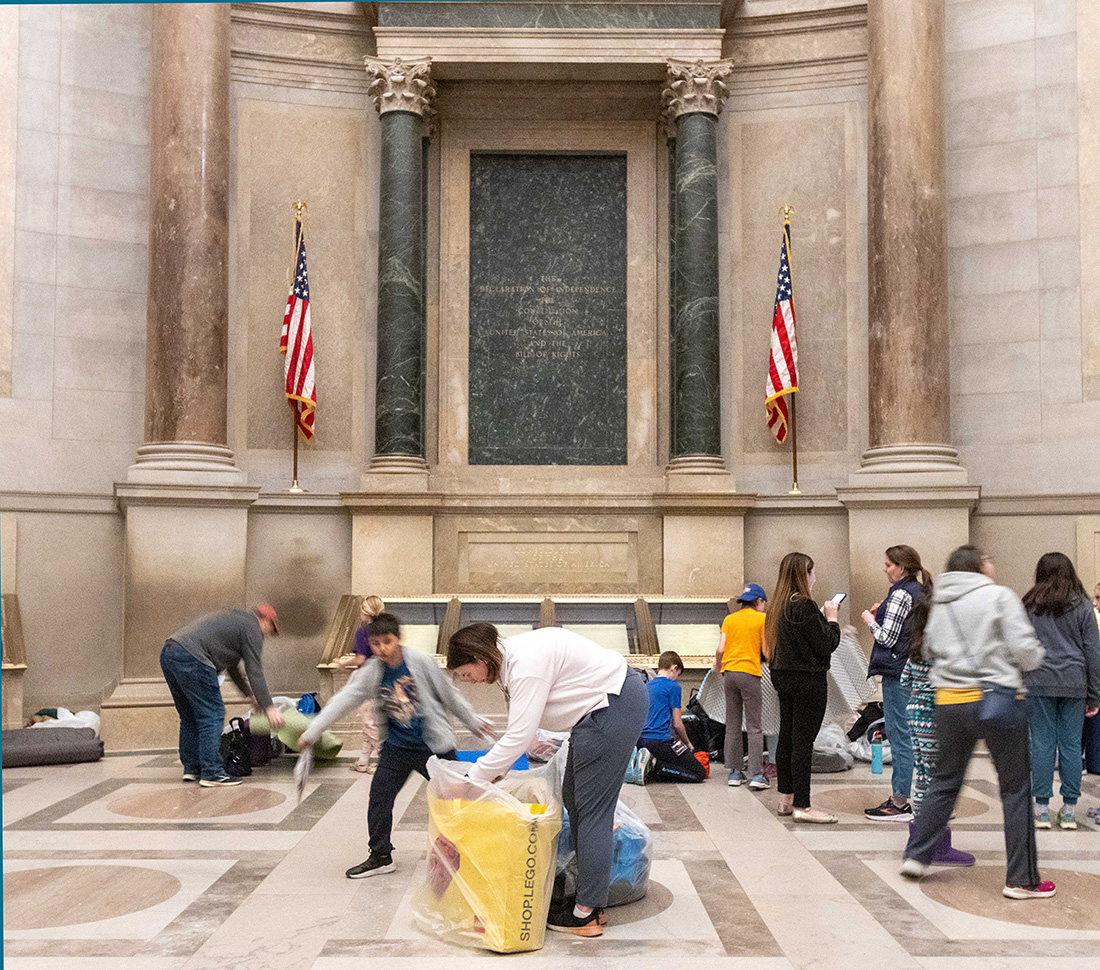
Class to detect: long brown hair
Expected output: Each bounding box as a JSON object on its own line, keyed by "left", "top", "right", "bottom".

{"left": 1022, "top": 552, "right": 1087, "bottom": 618}
{"left": 885, "top": 544, "right": 933, "bottom": 598}
{"left": 446, "top": 622, "right": 504, "bottom": 682}
{"left": 763, "top": 552, "right": 814, "bottom": 660}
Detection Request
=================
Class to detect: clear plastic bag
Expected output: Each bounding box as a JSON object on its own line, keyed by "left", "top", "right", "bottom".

{"left": 412, "top": 749, "right": 564, "bottom": 953}
{"left": 554, "top": 798, "right": 653, "bottom": 908}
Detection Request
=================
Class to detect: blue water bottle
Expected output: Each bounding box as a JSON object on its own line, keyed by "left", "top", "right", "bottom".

{"left": 870, "top": 729, "right": 883, "bottom": 775}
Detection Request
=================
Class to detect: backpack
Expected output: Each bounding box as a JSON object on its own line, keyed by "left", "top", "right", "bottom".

{"left": 220, "top": 717, "right": 252, "bottom": 777}
{"left": 296, "top": 693, "right": 321, "bottom": 715}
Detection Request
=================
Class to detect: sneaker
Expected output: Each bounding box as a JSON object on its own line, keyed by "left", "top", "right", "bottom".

{"left": 793, "top": 807, "right": 838, "bottom": 824}
{"left": 199, "top": 775, "right": 243, "bottom": 787}
{"left": 1035, "top": 807, "right": 1051, "bottom": 829}
{"left": 900, "top": 858, "right": 929, "bottom": 881}
{"left": 623, "top": 749, "right": 639, "bottom": 785}
{"left": 636, "top": 747, "right": 655, "bottom": 784}
{"left": 1003, "top": 881, "right": 1056, "bottom": 899}
{"left": 748, "top": 774, "right": 770, "bottom": 790}
{"left": 728, "top": 770, "right": 744, "bottom": 787}
{"left": 346, "top": 853, "right": 395, "bottom": 879}
{"left": 182, "top": 773, "right": 198, "bottom": 783}
{"left": 865, "top": 797, "right": 913, "bottom": 821}
{"left": 1057, "top": 807, "right": 1077, "bottom": 830}
{"left": 547, "top": 906, "right": 604, "bottom": 937}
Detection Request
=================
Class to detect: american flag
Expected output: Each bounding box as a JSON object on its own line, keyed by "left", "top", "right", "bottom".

{"left": 765, "top": 223, "right": 798, "bottom": 443}
{"left": 280, "top": 217, "right": 316, "bottom": 439}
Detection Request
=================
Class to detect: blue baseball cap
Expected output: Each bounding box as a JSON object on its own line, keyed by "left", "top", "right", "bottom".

{"left": 738, "top": 583, "right": 767, "bottom": 603}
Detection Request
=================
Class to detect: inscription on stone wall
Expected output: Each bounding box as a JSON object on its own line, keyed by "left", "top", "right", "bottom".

{"left": 468, "top": 153, "right": 628, "bottom": 465}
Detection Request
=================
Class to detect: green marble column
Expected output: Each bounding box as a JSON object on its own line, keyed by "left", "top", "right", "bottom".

{"left": 375, "top": 110, "right": 425, "bottom": 458}
{"left": 663, "top": 59, "right": 732, "bottom": 471}
{"left": 365, "top": 57, "right": 435, "bottom": 470}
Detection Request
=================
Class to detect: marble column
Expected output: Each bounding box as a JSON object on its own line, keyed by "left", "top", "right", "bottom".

{"left": 663, "top": 59, "right": 732, "bottom": 474}
{"left": 364, "top": 57, "right": 435, "bottom": 474}
{"left": 861, "top": 0, "right": 959, "bottom": 476}
{"left": 105, "top": 4, "right": 256, "bottom": 752}
{"left": 131, "top": 2, "right": 241, "bottom": 483}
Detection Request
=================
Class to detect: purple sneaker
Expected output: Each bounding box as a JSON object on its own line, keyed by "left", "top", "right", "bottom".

{"left": 930, "top": 827, "right": 975, "bottom": 867}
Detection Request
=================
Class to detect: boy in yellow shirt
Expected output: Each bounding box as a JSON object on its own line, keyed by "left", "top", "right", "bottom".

{"left": 714, "top": 584, "right": 768, "bottom": 789}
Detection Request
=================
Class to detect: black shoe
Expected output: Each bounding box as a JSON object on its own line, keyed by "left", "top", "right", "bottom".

{"left": 547, "top": 906, "right": 605, "bottom": 937}
{"left": 346, "top": 853, "right": 395, "bottom": 878}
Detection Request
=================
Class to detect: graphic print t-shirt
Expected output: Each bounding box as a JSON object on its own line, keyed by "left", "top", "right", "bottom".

{"left": 640, "top": 676, "right": 681, "bottom": 742}
{"left": 380, "top": 660, "right": 427, "bottom": 749}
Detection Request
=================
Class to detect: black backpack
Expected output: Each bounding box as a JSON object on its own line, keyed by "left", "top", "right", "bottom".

{"left": 220, "top": 717, "right": 252, "bottom": 777}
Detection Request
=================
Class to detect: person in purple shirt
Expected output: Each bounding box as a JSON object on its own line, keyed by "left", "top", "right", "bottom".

{"left": 335, "top": 595, "right": 385, "bottom": 772}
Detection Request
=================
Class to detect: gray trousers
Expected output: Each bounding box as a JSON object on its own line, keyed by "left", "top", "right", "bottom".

{"left": 563, "top": 668, "right": 650, "bottom": 908}
{"left": 723, "top": 670, "right": 763, "bottom": 777}
{"left": 905, "top": 700, "right": 1039, "bottom": 889}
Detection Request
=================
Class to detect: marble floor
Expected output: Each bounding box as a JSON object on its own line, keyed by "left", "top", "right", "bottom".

{"left": 5, "top": 749, "right": 1100, "bottom": 970}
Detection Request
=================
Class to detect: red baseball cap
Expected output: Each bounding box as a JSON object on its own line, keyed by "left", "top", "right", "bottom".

{"left": 255, "top": 603, "right": 279, "bottom": 635}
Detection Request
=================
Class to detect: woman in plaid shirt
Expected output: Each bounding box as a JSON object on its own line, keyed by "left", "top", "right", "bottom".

{"left": 860, "top": 545, "right": 931, "bottom": 821}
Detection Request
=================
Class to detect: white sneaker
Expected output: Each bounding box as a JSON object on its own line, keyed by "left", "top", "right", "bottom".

{"left": 636, "top": 747, "right": 654, "bottom": 784}
{"left": 199, "top": 776, "right": 244, "bottom": 787}
{"left": 900, "top": 858, "right": 928, "bottom": 880}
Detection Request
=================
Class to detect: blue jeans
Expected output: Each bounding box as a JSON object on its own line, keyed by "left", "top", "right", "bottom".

{"left": 1028, "top": 694, "right": 1085, "bottom": 804}
{"left": 882, "top": 675, "right": 913, "bottom": 800}
{"left": 160, "top": 640, "right": 227, "bottom": 781}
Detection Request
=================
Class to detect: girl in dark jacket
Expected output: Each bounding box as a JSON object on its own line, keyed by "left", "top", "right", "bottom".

{"left": 1023, "top": 552, "right": 1100, "bottom": 830}
{"left": 765, "top": 552, "right": 841, "bottom": 823}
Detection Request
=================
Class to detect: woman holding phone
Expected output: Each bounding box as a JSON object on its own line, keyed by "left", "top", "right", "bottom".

{"left": 765, "top": 552, "right": 842, "bottom": 823}
{"left": 860, "top": 545, "right": 932, "bottom": 821}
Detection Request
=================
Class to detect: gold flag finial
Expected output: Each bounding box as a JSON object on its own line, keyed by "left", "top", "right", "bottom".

{"left": 293, "top": 200, "right": 307, "bottom": 219}
{"left": 780, "top": 205, "right": 794, "bottom": 225}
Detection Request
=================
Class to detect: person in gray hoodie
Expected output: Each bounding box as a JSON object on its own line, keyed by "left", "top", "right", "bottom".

{"left": 900, "top": 546, "right": 1053, "bottom": 899}
{"left": 1022, "top": 552, "right": 1100, "bottom": 831}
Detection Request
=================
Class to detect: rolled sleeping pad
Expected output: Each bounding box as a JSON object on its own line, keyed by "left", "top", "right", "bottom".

{"left": 249, "top": 708, "right": 343, "bottom": 760}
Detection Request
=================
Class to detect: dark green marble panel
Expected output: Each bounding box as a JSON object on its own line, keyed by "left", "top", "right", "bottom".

{"left": 379, "top": 2, "right": 719, "bottom": 29}
{"left": 468, "top": 153, "right": 627, "bottom": 466}
{"left": 670, "top": 111, "right": 721, "bottom": 458}
{"left": 375, "top": 111, "right": 425, "bottom": 458}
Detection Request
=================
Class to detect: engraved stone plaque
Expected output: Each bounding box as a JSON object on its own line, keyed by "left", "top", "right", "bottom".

{"left": 468, "top": 153, "right": 628, "bottom": 465}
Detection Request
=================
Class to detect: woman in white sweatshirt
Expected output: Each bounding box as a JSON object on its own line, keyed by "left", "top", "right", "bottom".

{"left": 447, "top": 623, "right": 649, "bottom": 938}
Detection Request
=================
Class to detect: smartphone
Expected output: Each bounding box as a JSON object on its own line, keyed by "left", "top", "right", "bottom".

{"left": 829, "top": 592, "right": 847, "bottom": 606}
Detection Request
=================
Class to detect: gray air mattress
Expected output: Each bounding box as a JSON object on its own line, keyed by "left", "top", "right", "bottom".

{"left": 2, "top": 727, "right": 104, "bottom": 767}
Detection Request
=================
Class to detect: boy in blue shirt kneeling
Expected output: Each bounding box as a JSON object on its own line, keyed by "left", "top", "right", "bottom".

{"left": 629, "top": 651, "right": 706, "bottom": 784}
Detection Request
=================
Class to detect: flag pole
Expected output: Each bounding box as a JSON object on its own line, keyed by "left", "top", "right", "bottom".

{"left": 288, "top": 200, "right": 307, "bottom": 494}
{"left": 780, "top": 205, "right": 800, "bottom": 495}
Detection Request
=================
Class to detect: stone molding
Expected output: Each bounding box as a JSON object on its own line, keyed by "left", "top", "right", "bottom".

{"left": 364, "top": 56, "right": 436, "bottom": 117}
{"left": 125, "top": 442, "right": 246, "bottom": 486}
{"left": 662, "top": 57, "right": 734, "bottom": 121}
{"left": 0, "top": 492, "right": 121, "bottom": 515}
{"left": 374, "top": 28, "right": 724, "bottom": 79}
{"left": 975, "top": 495, "right": 1100, "bottom": 517}
{"left": 114, "top": 482, "right": 261, "bottom": 510}
{"left": 230, "top": 2, "right": 375, "bottom": 94}
{"left": 666, "top": 455, "right": 729, "bottom": 474}
{"left": 835, "top": 485, "right": 981, "bottom": 511}
{"left": 856, "top": 444, "right": 963, "bottom": 476}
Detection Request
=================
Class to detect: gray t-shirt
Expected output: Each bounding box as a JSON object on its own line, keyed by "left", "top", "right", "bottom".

{"left": 169, "top": 610, "right": 274, "bottom": 710}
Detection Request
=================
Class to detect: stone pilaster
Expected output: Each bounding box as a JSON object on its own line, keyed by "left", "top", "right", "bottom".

{"left": 861, "top": 1, "right": 960, "bottom": 479}
{"left": 365, "top": 57, "right": 435, "bottom": 474}
{"left": 663, "top": 59, "right": 732, "bottom": 475}
{"left": 134, "top": 3, "right": 241, "bottom": 484}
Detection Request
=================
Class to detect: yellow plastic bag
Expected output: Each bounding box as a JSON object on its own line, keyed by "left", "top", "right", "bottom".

{"left": 412, "top": 754, "right": 563, "bottom": 953}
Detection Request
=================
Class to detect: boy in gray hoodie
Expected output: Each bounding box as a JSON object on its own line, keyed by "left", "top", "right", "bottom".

{"left": 901, "top": 546, "right": 1051, "bottom": 899}
{"left": 300, "top": 613, "right": 493, "bottom": 878}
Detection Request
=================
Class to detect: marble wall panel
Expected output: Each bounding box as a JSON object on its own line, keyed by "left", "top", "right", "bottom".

{"left": 352, "top": 514, "right": 434, "bottom": 594}
{"left": 236, "top": 98, "right": 367, "bottom": 459}
{"left": 971, "top": 512, "right": 1078, "bottom": 597}
{"left": 245, "top": 510, "right": 352, "bottom": 693}
{"left": 7, "top": 510, "right": 125, "bottom": 712}
{"left": 1081, "top": 0, "right": 1100, "bottom": 401}
{"left": 436, "top": 513, "right": 662, "bottom": 594}
{"left": 438, "top": 120, "right": 657, "bottom": 472}
{"left": 378, "top": 2, "right": 720, "bottom": 29}
{"left": 733, "top": 108, "right": 850, "bottom": 458}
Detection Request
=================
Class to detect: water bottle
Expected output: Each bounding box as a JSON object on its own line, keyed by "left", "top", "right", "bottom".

{"left": 871, "top": 729, "right": 883, "bottom": 775}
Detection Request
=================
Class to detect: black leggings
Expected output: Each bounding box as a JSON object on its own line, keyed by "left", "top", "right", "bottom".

{"left": 769, "top": 668, "right": 828, "bottom": 808}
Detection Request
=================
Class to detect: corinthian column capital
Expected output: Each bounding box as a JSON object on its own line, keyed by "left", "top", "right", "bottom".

{"left": 364, "top": 56, "right": 436, "bottom": 117}
{"left": 662, "top": 58, "right": 734, "bottom": 124}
